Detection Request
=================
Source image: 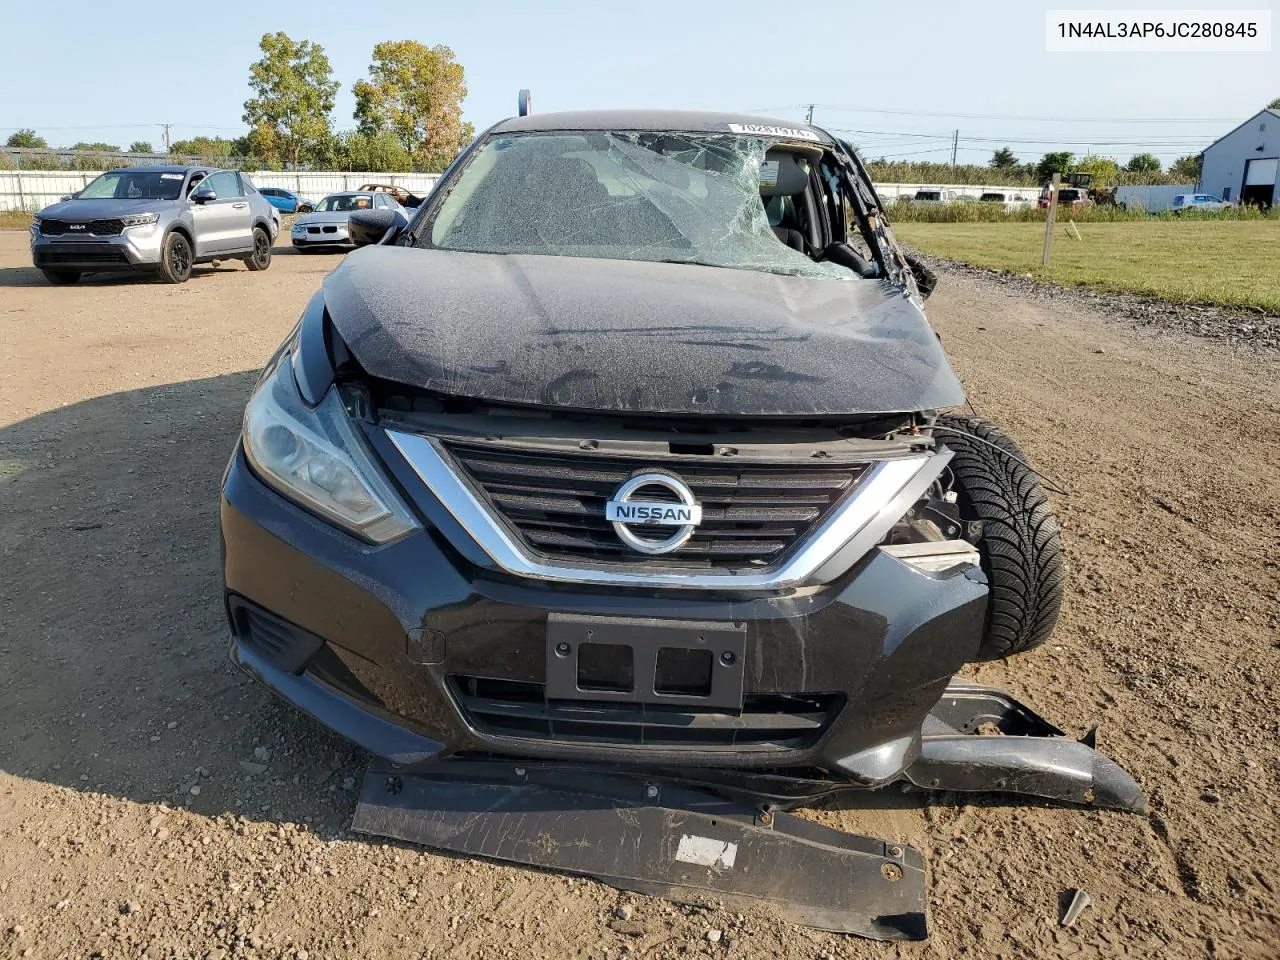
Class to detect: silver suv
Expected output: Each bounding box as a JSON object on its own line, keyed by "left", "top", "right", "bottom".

{"left": 29, "top": 166, "right": 279, "bottom": 285}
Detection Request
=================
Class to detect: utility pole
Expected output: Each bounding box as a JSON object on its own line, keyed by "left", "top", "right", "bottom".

{"left": 161, "top": 123, "right": 171, "bottom": 152}
{"left": 805, "top": 104, "right": 814, "bottom": 125}
{"left": 951, "top": 129, "right": 959, "bottom": 167}
{"left": 1042, "top": 172, "right": 1060, "bottom": 266}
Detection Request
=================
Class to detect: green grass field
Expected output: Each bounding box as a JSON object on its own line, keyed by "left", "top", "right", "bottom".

{"left": 895, "top": 221, "right": 1280, "bottom": 313}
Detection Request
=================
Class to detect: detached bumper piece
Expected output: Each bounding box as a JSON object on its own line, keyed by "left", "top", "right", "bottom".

{"left": 348, "top": 681, "right": 1145, "bottom": 942}
{"left": 352, "top": 760, "right": 928, "bottom": 941}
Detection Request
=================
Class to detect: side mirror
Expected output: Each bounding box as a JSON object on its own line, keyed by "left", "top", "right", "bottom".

{"left": 190, "top": 185, "right": 217, "bottom": 204}
{"left": 904, "top": 253, "right": 937, "bottom": 300}
{"left": 348, "top": 207, "right": 403, "bottom": 248}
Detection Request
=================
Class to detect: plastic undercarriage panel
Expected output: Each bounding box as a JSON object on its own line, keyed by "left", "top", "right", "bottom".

{"left": 352, "top": 761, "right": 928, "bottom": 940}
{"left": 349, "top": 680, "right": 1145, "bottom": 942}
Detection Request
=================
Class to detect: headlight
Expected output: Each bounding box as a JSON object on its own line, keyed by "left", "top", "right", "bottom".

{"left": 121, "top": 213, "right": 160, "bottom": 227}
{"left": 291, "top": 223, "right": 306, "bottom": 233}
{"left": 242, "top": 355, "right": 418, "bottom": 543}
{"left": 31, "top": 216, "right": 43, "bottom": 229}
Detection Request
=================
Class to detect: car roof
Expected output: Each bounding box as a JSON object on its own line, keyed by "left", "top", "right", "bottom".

{"left": 105, "top": 165, "right": 209, "bottom": 175}
{"left": 489, "top": 109, "right": 834, "bottom": 144}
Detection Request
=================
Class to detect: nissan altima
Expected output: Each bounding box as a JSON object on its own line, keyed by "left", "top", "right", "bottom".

{"left": 221, "top": 110, "right": 1070, "bottom": 799}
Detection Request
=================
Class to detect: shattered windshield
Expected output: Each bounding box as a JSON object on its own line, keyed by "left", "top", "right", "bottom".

{"left": 425, "top": 132, "right": 851, "bottom": 279}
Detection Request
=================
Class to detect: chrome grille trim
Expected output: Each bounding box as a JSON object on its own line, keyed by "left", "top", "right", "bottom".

{"left": 385, "top": 429, "right": 951, "bottom": 590}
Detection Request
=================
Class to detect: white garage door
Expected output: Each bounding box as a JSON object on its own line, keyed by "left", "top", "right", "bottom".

{"left": 1245, "top": 157, "right": 1278, "bottom": 185}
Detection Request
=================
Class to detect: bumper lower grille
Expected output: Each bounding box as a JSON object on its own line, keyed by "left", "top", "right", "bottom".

{"left": 452, "top": 676, "right": 840, "bottom": 749}
{"left": 440, "top": 441, "right": 868, "bottom": 569}
{"left": 40, "top": 219, "right": 125, "bottom": 236}
{"left": 35, "top": 245, "right": 129, "bottom": 265}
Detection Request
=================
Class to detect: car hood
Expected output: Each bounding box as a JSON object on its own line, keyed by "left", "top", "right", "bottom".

{"left": 37, "top": 198, "right": 181, "bottom": 219}
{"left": 322, "top": 246, "right": 966, "bottom": 417}
{"left": 295, "top": 211, "right": 353, "bottom": 228}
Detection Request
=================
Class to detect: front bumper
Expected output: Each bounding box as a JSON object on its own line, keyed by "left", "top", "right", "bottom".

{"left": 291, "top": 226, "right": 351, "bottom": 247}
{"left": 30, "top": 225, "right": 165, "bottom": 272}
{"left": 221, "top": 438, "right": 990, "bottom": 785}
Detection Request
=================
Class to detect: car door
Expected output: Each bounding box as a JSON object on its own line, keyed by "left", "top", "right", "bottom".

{"left": 191, "top": 171, "right": 252, "bottom": 255}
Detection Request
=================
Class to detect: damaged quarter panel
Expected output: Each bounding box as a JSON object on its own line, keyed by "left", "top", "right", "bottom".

{"left": 322, "top": 246, "right": 964, "bottom": 416}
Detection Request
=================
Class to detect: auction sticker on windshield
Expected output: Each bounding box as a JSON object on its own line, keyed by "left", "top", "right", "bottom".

{"left": 727, "top": 123, "right": 821, "bottom": 142}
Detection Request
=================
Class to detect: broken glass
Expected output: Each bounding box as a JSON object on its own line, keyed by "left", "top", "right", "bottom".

{"left": 427, "top": 132, "right": 853, "bottom": 280}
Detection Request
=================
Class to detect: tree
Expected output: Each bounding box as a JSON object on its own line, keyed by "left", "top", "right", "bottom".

{"left": 354, "top": 40, "right": 471, "bottom": 171}
{"left": 1125, "top": 152, "right": 1162, "bottom": 174}
{"left": 242, "top": 32, "right": 340, "bottom": 168}
{"left": 1169, "top": 154, "right": 1202, "bottom": 182}
{"left": 1072, "top": 154, "right": 1121, "bottom": 188}
{"left": 6, "top": 129, "right": 46, "bottom": 148}
{"left": 1268, "top": 96, "right": 1280, "bottom": 110}
{"left": 169, "top": 135, "right": 237, "bottom": 158}
{"left": 71, "top": 141, "right": 120, "bottom": 151}
{"left": 1035, "top": 152, "right": 1074, "bottom": 183}
{"left": 128, "top": 140, "right": 154, "bottom": 153}
{"left": 989, "top": 147, "right": 1018, "bottom": 169}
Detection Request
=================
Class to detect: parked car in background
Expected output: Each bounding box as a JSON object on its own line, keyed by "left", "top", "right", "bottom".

{"left": 29, "top": 166, "right": 277, "bottom": 284}
{"left": 290, "top": 191, "right": 406, "bottom": 251}
{"left": 258, "top": 187, "right": 316, "bottom": 214}
{"left": 357, "top": 183, "right": 428, "bottom": 208}
{"left": 1038, "top": 186, "right": 1091, "bottom": 210}
{"left": 911, "top": 188, "right": 958, "bottom": 204}
{"left": 979, "top": 190, "right": 1033, "bottom": 212}
{"left": 1171, "top": 193, "right": 1233, "bottom": 213}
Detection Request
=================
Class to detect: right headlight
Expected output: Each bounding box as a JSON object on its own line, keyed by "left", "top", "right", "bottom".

{"left": 242, "top": 354, "right": 418, "bottom": 543}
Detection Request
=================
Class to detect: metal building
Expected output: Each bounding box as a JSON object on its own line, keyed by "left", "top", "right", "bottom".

{"left": 1199, "top": 108, "right": 1279, "bottom": 208}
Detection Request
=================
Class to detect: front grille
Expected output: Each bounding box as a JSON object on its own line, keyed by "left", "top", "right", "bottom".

{"left": 441, "top": 440, "right": 869, "bottom": 569}
{"left": 35, "top": 245, "right": 129, "bottom": 265}
{"left": 452, "top": 676, "right": 841, "bottom": 749}
{"left": 40, "top": 218, "right": 125, "bottom": 236}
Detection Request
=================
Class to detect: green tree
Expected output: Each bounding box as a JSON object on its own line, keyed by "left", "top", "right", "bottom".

{"left": 1035, "top": 151, "right": 1074, "bottom": 183}
{"left": 70, "top": 141, "right": 120, "bottom": 151}
{"left": 989, "top": 147, "right": 1018, "bottom": 169}
{"left": 128, "top": 140, "right": 154, "bottom": 153}
{"left": 354, "top": 40, "right": 471, "bottom": 171}
{"left": 335, "top": 130, "right": 413, "bottom": 171}
{"left": 1072, "top": 154, "right": 1121, "bottom": 188}
{"left": 1268, "top": 96, "right": 1280, "bottom": 110}
{"left": 169, "top": 135, "right": 237, "bottom": 158}
{"left": 6, "top": 129, "right": 47, "bottom": 148}
{"left": 1125, "top": 152, "right": 1162, "bottom": 174}
{"left": 1169, "top": 154, "right": 1202, "bottom": 182}
{"left": 243, "top": 32, "right": 340, "bottom": 168}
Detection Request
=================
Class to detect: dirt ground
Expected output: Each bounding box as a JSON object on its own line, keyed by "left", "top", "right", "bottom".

{"left": 0, "top": 232, "right": 1276, "bottom": 960}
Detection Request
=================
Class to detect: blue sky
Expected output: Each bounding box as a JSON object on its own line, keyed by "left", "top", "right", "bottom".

{"left": 4, "top": 0, "right": 1276, "bottom": 165}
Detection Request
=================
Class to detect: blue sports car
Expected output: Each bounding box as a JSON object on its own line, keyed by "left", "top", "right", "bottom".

{"left": 256, "top": 187, "right": 316, "bottom": 214}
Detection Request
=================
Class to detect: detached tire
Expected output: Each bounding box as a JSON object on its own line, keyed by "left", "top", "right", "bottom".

{"left": 157, "top": 232, "right": 193, "bottom": 284}
{"left": 936, "top": 415, "right": 1064, "bottom": 660}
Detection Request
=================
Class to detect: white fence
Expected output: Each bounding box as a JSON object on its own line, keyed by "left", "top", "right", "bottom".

{"left": 1113, "top": 183, "right": 1196, "bottom": 213}
{"left": 0, "top": 170, "right": 442, "bottom": 212}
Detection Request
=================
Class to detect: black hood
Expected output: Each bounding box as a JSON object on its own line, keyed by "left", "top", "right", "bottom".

{"left": 322, "top": 246, "right": 965, "bottom": 417}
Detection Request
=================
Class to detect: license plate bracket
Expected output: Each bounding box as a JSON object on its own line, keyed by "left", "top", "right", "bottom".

{"left": 545, "top": 614, "right": 746, "bottom": 710}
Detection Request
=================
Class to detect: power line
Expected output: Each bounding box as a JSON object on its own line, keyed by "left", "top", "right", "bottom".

{"left": 811, "top": 103, "right": 1240, "bottom": 124}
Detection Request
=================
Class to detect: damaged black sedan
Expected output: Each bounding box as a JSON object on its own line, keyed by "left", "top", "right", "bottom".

{"left": 220, "top": 111, "right": 1141, "bottom": 939}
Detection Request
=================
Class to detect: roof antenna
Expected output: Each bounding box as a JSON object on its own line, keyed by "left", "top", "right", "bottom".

{"left": 518, "top": 89, "right": 533, "bottom": 117}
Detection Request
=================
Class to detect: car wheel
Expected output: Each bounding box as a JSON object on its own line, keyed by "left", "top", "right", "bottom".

{"left": 299, "top": 204, "right": 313, "bottom": 214}
{"left": 934, "top": 415, "right": 1064, "bottom": 660}
{"left": 157, "top": 232, "right": 193, "bottom": 284}
{"left": 244, "top": 227, "right": 272, "bottom": 272}
{"left": 41, "top": 269, "right": 81, "bottom": 285}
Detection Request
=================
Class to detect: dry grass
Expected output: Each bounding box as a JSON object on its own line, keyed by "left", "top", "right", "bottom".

{"left": 896, "top": 220, "right": 1280, "bottom": 313}
{"left": 0, "top": 211, "right": 33, "bottom": 230}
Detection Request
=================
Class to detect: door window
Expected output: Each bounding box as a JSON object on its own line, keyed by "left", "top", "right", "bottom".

{"left": 203, "top": 171, "right": 242, "bottom": 199}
